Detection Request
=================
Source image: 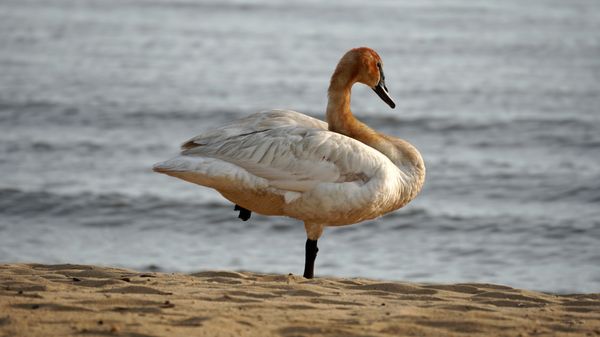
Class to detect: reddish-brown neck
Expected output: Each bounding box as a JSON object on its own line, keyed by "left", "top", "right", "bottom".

{"left": 326, "top": 68, "right": 381, "bottom": 151}
{"left": 325, "top": 60, "right": 424, "bottom": 178}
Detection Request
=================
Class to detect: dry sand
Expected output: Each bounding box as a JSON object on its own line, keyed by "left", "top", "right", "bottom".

{"left": 0, "top": 264, "right": 599, "bottom": 337}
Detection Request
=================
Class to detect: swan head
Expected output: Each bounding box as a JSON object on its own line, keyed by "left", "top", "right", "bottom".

{"left": 333, "top": 47, "right": 396, "bottom": 109}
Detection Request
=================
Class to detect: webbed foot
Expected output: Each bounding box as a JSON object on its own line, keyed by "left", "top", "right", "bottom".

{"left": 234, "top": 204, "right": 251, "bottom": 221}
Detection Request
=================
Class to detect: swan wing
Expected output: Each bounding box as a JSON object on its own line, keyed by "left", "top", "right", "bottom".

{"left": 180, "top": 122, "right": 385, "bottom": 193}
{"left": 181, "top": 109, "right": 327, "bottom": 151}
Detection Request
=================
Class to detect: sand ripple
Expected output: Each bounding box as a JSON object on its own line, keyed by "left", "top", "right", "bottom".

{"left": 1, "top": 264, "right": 599, "bottom": 336}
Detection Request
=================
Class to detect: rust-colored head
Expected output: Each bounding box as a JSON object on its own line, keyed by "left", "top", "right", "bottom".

{"left": 331, "top": 47, "right": 395, "bottom": 108}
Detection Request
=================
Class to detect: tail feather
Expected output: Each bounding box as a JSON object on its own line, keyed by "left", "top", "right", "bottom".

{"left": 152, "top": 155, "right": 268, "bottom": 190}
{"left": 152, "top": 157, "right": 191, "bottom": 173}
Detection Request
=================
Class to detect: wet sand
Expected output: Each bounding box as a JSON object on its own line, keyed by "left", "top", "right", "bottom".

{"left": 0, "top": 264, "right": 599, "bottom": 336}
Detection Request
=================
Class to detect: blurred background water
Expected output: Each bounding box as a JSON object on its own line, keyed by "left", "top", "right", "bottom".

{"left": 1, "top": 0, "right": 599, "bottom": 293}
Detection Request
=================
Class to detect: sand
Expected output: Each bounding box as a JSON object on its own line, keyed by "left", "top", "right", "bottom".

{"left": 0, "top": 264, "right": 599, "bottom": 337}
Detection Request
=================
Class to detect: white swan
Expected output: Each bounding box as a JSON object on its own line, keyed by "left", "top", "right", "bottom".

{"left": 153, "top": 47, "right": 426, "bottom": 278}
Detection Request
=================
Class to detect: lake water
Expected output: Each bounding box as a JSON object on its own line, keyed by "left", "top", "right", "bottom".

{"left": 1, "top": 0, "right": 599, "bottom": 293}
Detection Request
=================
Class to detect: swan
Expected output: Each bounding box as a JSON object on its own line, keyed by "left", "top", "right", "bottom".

{"left": 153, "top": 47, "right": 425, "bottom": 278}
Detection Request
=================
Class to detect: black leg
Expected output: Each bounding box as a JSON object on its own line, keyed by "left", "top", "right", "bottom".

{"left": 303, "top": 239, "right": 319, "bottom": 279}
{"left": 234, "top": 204, "right": 251, "bottom": 221}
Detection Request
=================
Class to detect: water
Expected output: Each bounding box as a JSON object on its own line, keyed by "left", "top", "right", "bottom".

{"left": 1, "top": 0, "right": 599, "bottom": 293}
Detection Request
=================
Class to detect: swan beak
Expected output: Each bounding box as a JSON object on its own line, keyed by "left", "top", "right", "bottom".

{"left": 372, "top": 78, "right": 396, "bottom": 109}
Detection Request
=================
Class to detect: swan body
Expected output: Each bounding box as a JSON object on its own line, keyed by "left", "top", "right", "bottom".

{"left": 154, "top": 47, "right": 425, "bottom": 278}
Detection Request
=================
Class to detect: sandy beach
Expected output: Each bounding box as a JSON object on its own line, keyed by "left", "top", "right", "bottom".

{"left": 0, "top": 264, "right": 598, "bottom": 336}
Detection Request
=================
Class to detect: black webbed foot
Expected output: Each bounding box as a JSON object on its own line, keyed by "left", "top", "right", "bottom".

{"left": 234, "top": 204, "right": 251, "bottom": 221}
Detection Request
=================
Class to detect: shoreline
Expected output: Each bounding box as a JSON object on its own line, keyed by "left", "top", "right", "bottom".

{"left": 1, "top": 263, "right": 599, "bottom": 336}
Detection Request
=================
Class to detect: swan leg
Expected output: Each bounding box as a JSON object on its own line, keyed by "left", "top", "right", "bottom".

{"left": 303, "top": 223, "right": 324, "bottom": 279}
{"left": 303, "top": 239, "right": 318, "bottom": 279}
{"left": 234, "top": 204, "right": 251, "bottom": 221}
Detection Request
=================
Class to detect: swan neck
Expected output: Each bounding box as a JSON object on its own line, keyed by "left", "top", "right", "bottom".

{"left": 326, "top": 74, "right": 425, "bottom": 185}
{"left": 326, "top": 81, "right": 390, "bottom": 161}
{"left": 326, "top": 84, "right": 354, "bottom": 134}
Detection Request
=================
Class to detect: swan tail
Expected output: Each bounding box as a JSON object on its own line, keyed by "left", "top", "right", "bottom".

{"left": 152, "top": 156, "right": 198, "bottom": 173}
{"left": 152, "top": 156, "right": 267, "bottom": 190}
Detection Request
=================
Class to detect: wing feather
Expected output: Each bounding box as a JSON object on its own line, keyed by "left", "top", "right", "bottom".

{"left": 179, "top": 110, "right": 388, "bottom": 193}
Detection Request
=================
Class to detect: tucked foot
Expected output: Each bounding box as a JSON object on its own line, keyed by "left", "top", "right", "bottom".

{"left": 303, "top": 239, "right": 319, "bottom": 279}
{"left": 234, "top": 204, "right": 251, "bottom": 221}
